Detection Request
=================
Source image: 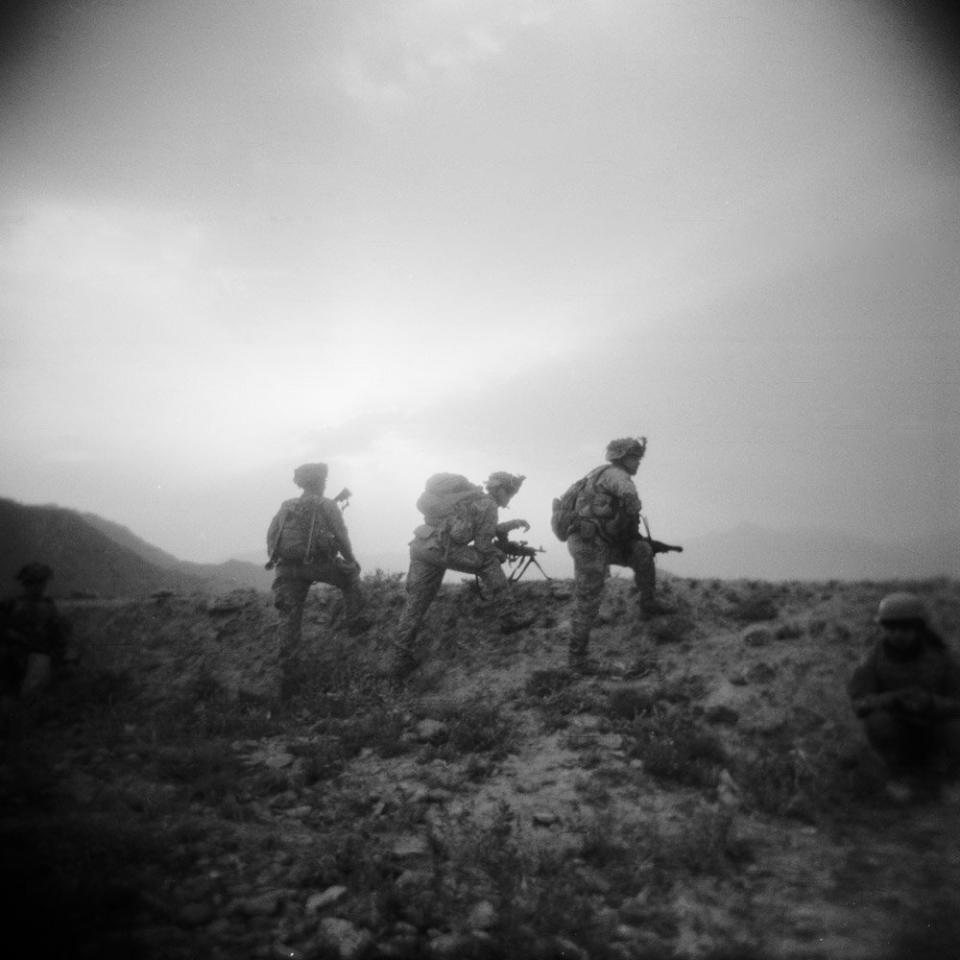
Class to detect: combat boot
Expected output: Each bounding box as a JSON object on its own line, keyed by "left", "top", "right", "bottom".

{"left": 567, "top": 632, "right": 592, "bottom": 672}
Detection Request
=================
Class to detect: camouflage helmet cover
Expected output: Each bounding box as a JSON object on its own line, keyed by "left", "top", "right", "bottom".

{"left": 876, "top": 592, "right": 927, "bottom": 625}
{"left": 293, "top": 462, "right": 328, "bottom": 487}
{"left": 486, "top": 472, "right": 526, "bottom": 495}
{"left": 17, "top": 562, "right": 53, "bottom": 584}
{"left": 605, "top": 436, "right": 647, "bottom": 462}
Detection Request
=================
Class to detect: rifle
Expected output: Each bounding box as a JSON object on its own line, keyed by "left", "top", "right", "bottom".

{"left": 639, "top": 514, "right": 683, "bottom": 557}
{"left": 266, "top": 487, "right": 352, "bottom": 570}
{"left": 497, "top": 534, "right": 551, "bottom": 582}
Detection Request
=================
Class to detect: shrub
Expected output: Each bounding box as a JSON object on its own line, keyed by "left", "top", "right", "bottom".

{"left": 627, "top": 709, "right": 727, "bottom": 789}
{"left": 730, "top": 595, "right": 779, "bottom": 623}
{"left": 647, "top": 615, "right": 697, "bottom": 645}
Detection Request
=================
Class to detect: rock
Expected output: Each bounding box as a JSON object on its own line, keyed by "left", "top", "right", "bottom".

{"left": 742, "top": 626, "right": 774, "bottom": 647}
{"left": 551, "top": 937, "right": 589, "bottom": 960}
{"left": 238, "top": 890, "right": 286, "bottom": 916}
{"left": 319, "top": 917, "right": 374, "bottom": 959}
{"left": 427, "top": 932, "right": 477, "bottom": 958}
{"left": 305, "top": 886, "right": 349, "bottom": 914}
{"left": 392, "top": 834, "right": 431, "bottom": 859}
{"left": 597, "top": 732, "right": 624, "bottom": 750}
{"left": 468, "top": 900, "right": 497, "bottom": 931}
{"left": 271, "top": 944, "right": 305, "bottom": 960}
{"left": 415, "top": 719, "right": 447, "bottom": 742}
{"left": 705, "top": 704, "right": 740, "bottom": 725}
{"left": 532, "top": 810, "right": 558, "bottom": 827}
{"left": 265, "top": 752, "right": 294, "bottom": 770}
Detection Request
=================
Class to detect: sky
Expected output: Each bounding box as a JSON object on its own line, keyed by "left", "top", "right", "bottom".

{"left": 1, "top": 0, "right": 959, "bottom": 577}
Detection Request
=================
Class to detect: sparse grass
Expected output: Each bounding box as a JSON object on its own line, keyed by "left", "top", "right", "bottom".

{"left": 647, "top": 614, "right": 697, "bottom": 645}
{"left": 418, "top": 695, "right": 520, "bottom": 762}
{"left": 8, "top": 577, "right": 960, "bottom": 960}
{"left": 625, "top": 708, "right": 727, "bottom": 789}
{"left": 729, "top": 594, "right": 780, "bottom": 623}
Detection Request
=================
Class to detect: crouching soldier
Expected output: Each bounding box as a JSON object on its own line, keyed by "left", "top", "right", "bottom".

{"left": 1, "top": 563, "right": 71, "bottom": 709}
{"left": 848, "top": 592, "right": 960, "bottom": 802}
{"left": 392, "top": 471, "right": 536, "bottom": 677}
{"left": 267, "top": 463, "right": 370, "bottom": 674}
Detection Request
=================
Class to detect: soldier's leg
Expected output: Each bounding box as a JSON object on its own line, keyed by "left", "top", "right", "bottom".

{"left": 621, "top": 540, "right": 675, "bottom": 616}
{"left": 321, "top": 559, "right": 369, "bottom": 634}
{"left": 567, "top": 534, "right": 607, "bottom": 667}
{"left": 393, "top": 558, "right": 445, "bottom": 674}
{"left": 272, "top": 575, "right": 311, "bottom": 665}
{"left": 862, "top": 709, "right": 925, "bottom": 776}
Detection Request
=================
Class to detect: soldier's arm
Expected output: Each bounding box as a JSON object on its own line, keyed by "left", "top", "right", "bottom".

{"left": 473, "top": 499, "right": 501, "bottom": 557}
{"left": 847, "top": 652, "right": 898, "bottom": 717}
{"left": 598, "top": 470, "right": 642, "bottom": 535}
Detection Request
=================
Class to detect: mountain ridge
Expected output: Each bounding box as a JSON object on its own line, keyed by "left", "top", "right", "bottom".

{"left": 0, "top": 498, "right": 272, "bottom": 597}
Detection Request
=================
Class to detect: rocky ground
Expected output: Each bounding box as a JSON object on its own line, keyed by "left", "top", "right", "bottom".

{"left": 2, "top": 572, "right": 960, "bottom": 959}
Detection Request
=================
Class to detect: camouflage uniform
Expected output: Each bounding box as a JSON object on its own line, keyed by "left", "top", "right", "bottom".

{"left": 566, "top": 438, "right": 669, "bottom": 667}
{"left": 848, "top": 593, "right": 960, "bottom": 783}
{"left": 0, "top": 563, "right": 70, "bottom": 699}
{"left": 267, "top": 465, "right": 367, "bottom": 667}
{"left": 393, "top": 473, "right": 530, "bottom": 674}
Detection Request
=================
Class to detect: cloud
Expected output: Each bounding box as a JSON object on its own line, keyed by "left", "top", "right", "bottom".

{"left": 333, "top": 0, "right": 553, "bottom": 106}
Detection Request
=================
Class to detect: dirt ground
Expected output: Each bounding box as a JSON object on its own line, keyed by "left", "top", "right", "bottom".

{"left": 2, "top": 573, "right": 959, "bottom": 959}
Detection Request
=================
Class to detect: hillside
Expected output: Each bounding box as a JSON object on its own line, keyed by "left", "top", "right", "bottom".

{"left": 0, "top": 498, "right": 272, "bottom": 597}
{"left": 2, "top": 573, "right": 959, "bottom": 959}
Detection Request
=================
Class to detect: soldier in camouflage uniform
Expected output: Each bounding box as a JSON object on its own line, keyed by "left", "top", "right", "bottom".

{"left": 566, "top": 437, "right": 675, "bottom": 670}
{"left": 392, "top": 471, "right": 535, "bottom": 677}
{"left": 267, "top": 463, "right": 369, "bottom": 673}
{"left": 848, "top": 592, "right": 960, "bottom": 802}
{"left": 1, "top": 563, "right": 71, "bottom": 704}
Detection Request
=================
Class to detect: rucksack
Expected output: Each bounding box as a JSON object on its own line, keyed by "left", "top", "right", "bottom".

{"left": 551, "top": 466, "right": 615, "bottom": 542}
{"left": 267, "top": 495, "right": 338, "bottom": 563}
{"left": 416, "top": 473, "right": 486, "bottom": 545}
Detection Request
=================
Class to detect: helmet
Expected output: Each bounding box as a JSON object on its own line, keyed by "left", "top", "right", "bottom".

{"left": 293, "top": 462, "right": 328, "bottom": 487}
{"left": 486, "top": 472, "right": 526, "bottom": 495}
{"left": 17, "top": 562, "right": 53, "bottom": 585}
{"left": 605, "top": 436, "right": 647, "bottom": 462}
{"left": 876, "top": 592, "right": 927, "bottom": 625}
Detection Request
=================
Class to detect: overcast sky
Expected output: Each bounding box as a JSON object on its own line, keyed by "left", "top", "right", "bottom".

{"left": 1, "top": 0, "right": 958, "bottom": 574}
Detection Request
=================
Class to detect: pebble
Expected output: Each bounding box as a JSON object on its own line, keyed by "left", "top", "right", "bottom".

{"left": 305, "top": 885, "right": 348, "bottom": 914}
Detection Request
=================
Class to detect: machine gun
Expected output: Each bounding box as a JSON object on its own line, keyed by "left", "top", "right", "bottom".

{"left": 497, "top": 534, "right": 551, "bottom": 582}
{"left": 640, "top": 514, "right": 683, "bottom": 557}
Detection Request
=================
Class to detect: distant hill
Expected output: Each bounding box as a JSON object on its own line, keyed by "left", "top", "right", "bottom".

{"left": 667, "top": 522, "right": 960, "bottom": 581}
{"left": 0, "top": 498, "right": 272, "bottom": 598}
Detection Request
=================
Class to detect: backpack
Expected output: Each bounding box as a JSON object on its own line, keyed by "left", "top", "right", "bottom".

{"left": 267, "top": 496, "right": 338, "bottom": 563}
{"left": 551, "top": 466, "right": 616, "bottom": 542}
{"left": 416, "top": 473, "right": 486, "bottom": 545}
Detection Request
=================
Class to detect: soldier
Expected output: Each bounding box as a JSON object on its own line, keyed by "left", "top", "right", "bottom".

{"left": 565, "top": 436, "right": 675, "bottom": 671}
{"left": 392, "top": 471, "right": 536, "bottom": 676}
{"left": 0, "top": 563, "right": 71, "bottom": 704}
{"left": 848, "top": 592, "right": 960, "bottom": 802}
{"left": 266, "top": 463, "right": 369, "bottom": 673}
